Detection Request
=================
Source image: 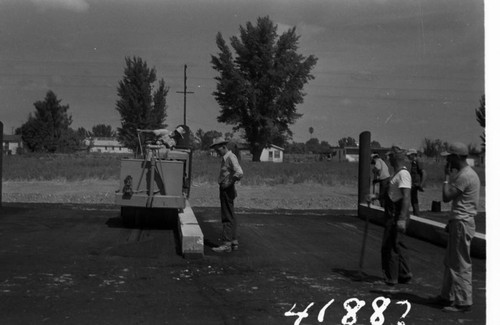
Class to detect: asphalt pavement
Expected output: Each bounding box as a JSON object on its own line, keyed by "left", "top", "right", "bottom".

{"left": 0, "top": 203, "right": 486, "bottom": 324}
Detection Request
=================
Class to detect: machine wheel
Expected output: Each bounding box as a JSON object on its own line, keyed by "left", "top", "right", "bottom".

{"left": 121, "top": 206, "right": 136, "bottom": 228}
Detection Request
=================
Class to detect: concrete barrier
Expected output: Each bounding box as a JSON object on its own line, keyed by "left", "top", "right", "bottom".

{"left": 358, "top": 203, "right": 485, "bottom": 259}
{"left": 178, "top": 200, "right": 204, "bottom": 259}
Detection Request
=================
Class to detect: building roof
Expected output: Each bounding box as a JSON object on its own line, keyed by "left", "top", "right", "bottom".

{"left": 264, "top": 144, "right": 284, "bottom": 151}
{"left": 2, "top": 134, "right": 22, "bottom": 142}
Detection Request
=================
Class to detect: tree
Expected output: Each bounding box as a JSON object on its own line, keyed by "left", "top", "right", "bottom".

{"left": 76, "top": 127, "right": 89, "bottom": 139}
{"left": 370, "top": 140, "right": 382, "bottom": 149}
{"left": 200, "top": 130, "right": 223, "bottom": 151}
{"left": 116, "top": 56, "right": 169, "bottom": 154}
{"left": 92, "top": 124, "right": 116, "bottom": 137}
{"left": 305, "top": 137, "right": 321, "bottom": 153}
{"left": 475, "top": 95, "right": 485, "bottom": 150}
{"left": 422, "top": 138, "right": 448, "bottom": 158}
{"left": 211, "top": 16, "right": 317, "bottom": 161}
{"left": 285, "top": 141, "right": 306, "bottom": 154}
{"left": 338, "top": 137, "right": 357, "bottom": 148}
{"left": 18, "top": 90, "right": 74, "bottom": 152}
{"left": 319, "top": 140, "right": 331, "bottom": 153}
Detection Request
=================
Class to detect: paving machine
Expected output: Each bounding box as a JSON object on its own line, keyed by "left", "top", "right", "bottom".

{"left": 115, "top": 128, "right": 192, "bottom": 227}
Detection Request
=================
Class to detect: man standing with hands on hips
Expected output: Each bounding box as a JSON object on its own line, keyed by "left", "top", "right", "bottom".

{"left": 210, "top": 137, "right": 244, "bottom": 253}
{"left": 433, "top": 142, "right": 480, "bottom": 312}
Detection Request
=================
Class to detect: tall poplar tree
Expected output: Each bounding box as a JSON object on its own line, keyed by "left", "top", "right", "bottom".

{"left": 211, "top": 16, "right": 317, "bottom": 161}
{"left": 115, "top": 56, "right": 169, "bottom": 154}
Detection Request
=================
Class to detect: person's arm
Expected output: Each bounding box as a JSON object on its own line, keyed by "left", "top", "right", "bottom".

{"left": 442, "top": 175, "right": 461, "bottom": 203}
{"left": 137, "top": 129, "right": 172, "bottom": 137}
{"left": 231, "top": 155, "right": 243, "bottom": 181}
{"left": 397, "top": 187, "right": 411, "bottom": 232}
{"left": 420, "top": 169, "right": 427, "bottom": 188}
{"left": 442, "top": 163, "right": 462, "bottom": 203}
{"left": 221, "top": 155, "right": 243, "bottom": 189}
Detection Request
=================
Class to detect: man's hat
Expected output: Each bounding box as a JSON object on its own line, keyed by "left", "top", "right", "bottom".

{"left": 387, "top": 146, "right": 407, "bottom": 161}
{"left": 406, "top": 149, "right": 418, "bottom": 156}
{"left": 440, "top": 142, "right": 468, "bottom": 156}
{"left": 210, "top": 137, "right": 229, "bottom": 149}
{"left": 173, "top": 126, "right": 186, "bottom": 138}
{"left": 371, "top": 153, "right": 380, "bottom": 159}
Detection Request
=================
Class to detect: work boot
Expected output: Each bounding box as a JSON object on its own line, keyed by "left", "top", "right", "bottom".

{"left": 212, "top": 243, "right": 231, "bottom": 253}
{"left": 442, "top": 305, "right": 471, "bottom": 313}
{"left": 231, "top": 240, "right": 239, "bottom": 251}
{"left": 428, "top": 295, "right": 453, "bottom": 307}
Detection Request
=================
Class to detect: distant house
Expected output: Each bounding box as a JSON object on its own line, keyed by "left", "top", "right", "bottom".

{"left": 344, "top": 146, "right": 360, "bottom": 162}
{"left": 85, "top": 137, "right": 133, "bottom": 154}
{"left": 236, "top": 143, "right": 284, "bottom": 162}
{"left": 260, "top": 144, "right": 284, "bottom": 163}
{"left": 327, "top": 146, "right": 392, "bottom": 162}
{"left": 2, "top": 134, "right": 23, "bottom": 155}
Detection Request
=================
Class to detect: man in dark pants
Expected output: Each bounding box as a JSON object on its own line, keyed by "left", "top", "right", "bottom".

{"left": 370, "top": 148, "right": 413, "bottom": 286}
{"left": 210, "top": 137, "right": 244, "bottom": 253}
{"left": 407, "top": 149, "right": 427, "bottom": 216}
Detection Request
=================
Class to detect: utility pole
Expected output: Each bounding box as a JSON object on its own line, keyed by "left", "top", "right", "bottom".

{"left": 176, "top": 64, "right": 194, "bottom": 125}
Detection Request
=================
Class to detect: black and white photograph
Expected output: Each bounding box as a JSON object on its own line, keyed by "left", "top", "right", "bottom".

{"left": 0, "top": 0, "right": 495, "bottom": 324}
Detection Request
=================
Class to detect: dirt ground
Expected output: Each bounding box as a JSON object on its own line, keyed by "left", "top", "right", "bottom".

{"left": 1, "top": 180, "right": 486, "bottom": 212}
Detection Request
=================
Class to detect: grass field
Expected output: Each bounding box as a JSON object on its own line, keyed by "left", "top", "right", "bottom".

{"left": 1, "top": 152, "right": 485, "bottom": 187}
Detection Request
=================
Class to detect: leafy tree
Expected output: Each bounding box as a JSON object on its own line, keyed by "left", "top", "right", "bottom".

{"left": 116, "top": 56, "right": 169, "bottom": 155}
{"left": 338, "top": 136, "right": 357, "bottom": 148}
{"left": 370, "top": 140, "right": 382, "bottom": 149}
{"left": 199, "top": 130, "right": 223, "bottom": 151}
{"left": 92, "top": 124, "right": 116, "bottom": 138}
{"left": 18, "top": 90, "right": 74, "bottom": 152}
{"left": 422, "top": 138, "right": 448, "bottom": 158}
{"left": 76, "top": 127, "right": 89, "bottom": 139}
{"left": 305, "top": 137, "right": 321, "bottom": 153}
{"left": 211, "top": 16, "right": 317, "bottom": 161}
{"left": 285, "top": 141, "right": 306, "bottom": 154}
{"left": 475, "top": 95, "right": 485, "bottom": 150}
{"left": 319, "top": 140, "right": 331, "bottom": 153}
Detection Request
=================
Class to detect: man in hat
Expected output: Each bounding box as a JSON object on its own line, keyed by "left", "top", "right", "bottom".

{"left": 432, "top": 142, "right": 480, "bottom": 312}
{"left": 371, "top": 152, "right": 390, "bottom": 208}
{"left": 210, "top": 137, "right": 243, "bottom": 253}
{"left": 406, "top": 149, "right": 427, "bottom": 216}
{"left": 380, "top": 147, "right": 413, "bottom": 286}
{"left": 138, "top": 125, "right": 186, "bottom": 148}
{"left": 367, "top": 147, "right": 413, "bottom": 286}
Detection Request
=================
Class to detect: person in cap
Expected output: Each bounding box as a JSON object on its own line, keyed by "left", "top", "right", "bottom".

{"left": 210, "top": 137, "right": 244, "bottom": 253}
{"left": 369, "top": 147, "right": 413, "bottom": 286}
{"left": 431, "top": 142, "right": 480, "bottom": 312}
{"left": 371, "top": 152, "right": 390, "bottom": 208}
{"left": 406, "top": 149, "right": 427, "bottom": 216}
{"left": 137, "top": 125, "right": 186, "bottom": 148}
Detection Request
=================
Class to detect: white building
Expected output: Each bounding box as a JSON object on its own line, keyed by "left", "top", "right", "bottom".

{"left": 86, "top": 137, "right": 133, "bottom": 154}
{"left": 2, "top": 134, "right": 23, "bottom": 155}
{"left": 260, "top": 144, "right": 284, "bottom": 163}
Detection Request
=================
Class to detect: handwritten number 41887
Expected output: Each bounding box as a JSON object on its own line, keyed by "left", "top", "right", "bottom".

{"left": 284, "top": 297, "right": 411, "bottom": 325}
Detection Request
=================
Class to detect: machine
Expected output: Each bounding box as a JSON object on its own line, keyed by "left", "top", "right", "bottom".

{"left": 115, "top": 129, "right": 192, "bottom": 227}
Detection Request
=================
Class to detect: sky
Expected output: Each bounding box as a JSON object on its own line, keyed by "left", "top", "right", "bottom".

{"left": 0, "top": 0, "right": 487, "bottom": 150}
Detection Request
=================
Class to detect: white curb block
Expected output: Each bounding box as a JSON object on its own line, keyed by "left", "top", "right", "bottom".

{"left": 178, "top": 200, "right": 204, "bottom": 258}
